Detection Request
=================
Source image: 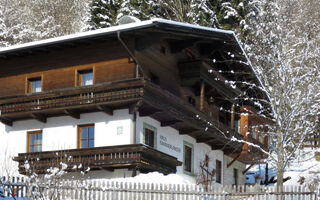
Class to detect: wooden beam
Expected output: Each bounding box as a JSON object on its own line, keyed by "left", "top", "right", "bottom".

{"left": 179, "top": 129, "right": 200, "bottom": 135}
{"left": 135, "top": 34, "right": 164, "bottom": 51}
{"left": 196, "top": 137, "right": 214, "bottom": 143}
{"left": 129, "top": 100, "right": 143, "bottom": 114}
{"left": 139, "top": 109, "right": 162, "bottom": 117}
{"left": 200, "top": 80, "right": 205, "bottom": 111}
{"left": 161, "top": 120, "right": 181, "bottom": 127}
{"left": 227, "top": 153, "right": 241, "bottom": 168}
{"left": 231, "top": 104, "right": 235, "bottom": 130}
{"left": 0, "top": 117, "right": 12, "bottom": 126}
{"left": 242, "top": 164, "right": 254, "bottom": 175}
{"left": 102, "top": 167, "right": 114, "bottom": 172}
{"left": 64, "top": 109, "right": 80, "bottom": 119}
{"left": 30, "top": 113, "right": 46, "bottom": 123}
{"left": 96, "top": 105, "right": 113, "bottom": 115}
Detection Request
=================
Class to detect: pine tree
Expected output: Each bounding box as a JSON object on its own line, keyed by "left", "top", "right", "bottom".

{"left": 119, "top": 0, "right": 157, "bottom": 21}
{"left": 89, "top": 0, "right": 123, "bottom": 29}
{"left": 88, "top": 0, "right": 252, "bottom": 32}
{"left": 210, "top": 0, "right": 248, "bottom": 31}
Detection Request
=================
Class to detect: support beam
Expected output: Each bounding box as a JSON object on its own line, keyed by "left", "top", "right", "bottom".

{"left": 0, "top": 117, "right": 12, "bottom": 126}
{"left": 64, "top": 109, "right": 80, "bottom": 119}
{"left": 231, "top": 104, "right": 235, "bottom": 130}
{"left": 30, "top": 113, "right": 46, "bottom": 123}
{"left": 196, "top": 137, "right": 214, "bottom": 143}
{"left": 227, "top": 153, "right": 241, "bottom": 168}
{"left": 161, "top": 120, "right": 181, "bottom": 127}
{"left": 242, "top": 164, "right": 254, "bottom": 175}
{"left": 129, "top": 100, "right": 143, "bottom": 114}
{"left": 139, "top": 109, "right": 162, "bottom": 117}
{"left": 200, "top": 80, "right": 205, "bottom": 111}
{"left": 102, "top": 167, "right": 115, "bottom": 172}
{"left": 96, "top": 105, "right": 113, "bottom": 115}
{"left": 179, "top": 129, "right": 200, "bottom": 135}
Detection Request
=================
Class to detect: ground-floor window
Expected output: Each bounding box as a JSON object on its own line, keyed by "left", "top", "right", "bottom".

{"left": 216, "top": 160, "right": 222, "bottom": 183}
{"left": 183, "top": 141, "right": 194, "bottom": 175}
{"left": 78, "top": 124, "right": 94, "bottom": 148}
{"left": 233, "top": 168, "right": 238, "bottom": 185}
{"left": 27, "top": 130, "right": 42, "bottom": 152}
{"left": 143, "top": 123, "right": 157, "bottom": 148}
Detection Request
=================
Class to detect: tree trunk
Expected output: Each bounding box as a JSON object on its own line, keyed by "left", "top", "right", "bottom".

{"left": 276, "top": 128, "right": 284, "bottom": 198}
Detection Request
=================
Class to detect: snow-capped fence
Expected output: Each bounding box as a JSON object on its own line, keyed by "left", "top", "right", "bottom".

{"left": 0, "top": 176, "right": 27, "bottom": 198}
{"left": 0, "top": 176, "right": 318, "bottom": 200}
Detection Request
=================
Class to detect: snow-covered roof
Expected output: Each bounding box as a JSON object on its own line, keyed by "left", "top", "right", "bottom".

{"left": 0, "top": 18, "right": 235, "bottom": 56}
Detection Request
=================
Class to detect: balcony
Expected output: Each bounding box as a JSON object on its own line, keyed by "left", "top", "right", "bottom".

{"left": 0, "top": 78, "right": 144, "bottom": 125}
{"left": 0, "top": 78, "right": 266, "bottom": 157}
{"left": 13, "top": 144, "right": 182, "bottom": 175}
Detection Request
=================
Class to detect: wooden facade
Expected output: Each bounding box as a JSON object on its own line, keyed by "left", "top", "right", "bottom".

{"left": 0, "top": 19, "right": 270, "bottom": 174}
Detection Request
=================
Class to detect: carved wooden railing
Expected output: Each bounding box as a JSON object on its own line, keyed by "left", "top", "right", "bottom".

{"left": 13, "top": 144, "right": 182, "bottom": 175}
{"left": 0, "top": 78, "right": 144, "bottom": 115}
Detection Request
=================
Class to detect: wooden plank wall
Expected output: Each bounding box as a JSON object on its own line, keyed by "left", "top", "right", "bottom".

{"left": 0, "top": 40, "right": 132, "bottom": 77}
{"left": 0, "top": 58, "right": 135, "bottom": 97}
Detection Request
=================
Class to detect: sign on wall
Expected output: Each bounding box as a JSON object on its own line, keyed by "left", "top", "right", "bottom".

{"left": 159, "top": 135, "right": 181, "bottom": 153}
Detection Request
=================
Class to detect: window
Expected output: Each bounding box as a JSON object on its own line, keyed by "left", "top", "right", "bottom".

{"left": 216, "top": 160, "right": 222, "bottom": 183}
{"left": 143, "top": 123, "right": 156, "bottom": 148}
{"left": 233, "top": 168, "right": 238, "bottom": 185}
{"left": 77, "top": 69, "right": 93, "bottom": 86}
{"left": 78, "top": 124, "right": 94, "bottom": 148}
{"left": 188, "top": 96, "right": 195, "bottom": 107}
{"left": 234, "top": 120, "right": 239, "bottom": 133}
{"left": 27, "top": 77, "right": 42, "bottom": 93}
{"left": 150, "top": 73, "right": 159, "bottom": 85}
{"left": 27, "top": 130, "right": 42, "bottom": 152}
{"left": 183, "top": 141, "right": 194, "bottom": 174}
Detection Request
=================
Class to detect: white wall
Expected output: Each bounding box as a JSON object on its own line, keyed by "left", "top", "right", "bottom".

{"left": 0, "top": 109, "right": 246, "bottom": 185}
{"left": 0, "top": 109, "right": 133, "bottom": 155}
{"left": 136, "top": 114, "right": 228, "bottom": 186}
{"left": 223, "top": 155, "right": 246, "bottom": 185}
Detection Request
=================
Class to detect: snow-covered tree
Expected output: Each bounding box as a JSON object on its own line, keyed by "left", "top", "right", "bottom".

{"left": 239, "top": 0, "right": 320, "bottom": 189}
{"left": 88, "top": 0, "right": 248, "bottom": 29}
{"left": 89, "top": 0, "right": 123, "bottom": 29}
{"left": 0, "top": 0, "right": 89, "bottom": 47}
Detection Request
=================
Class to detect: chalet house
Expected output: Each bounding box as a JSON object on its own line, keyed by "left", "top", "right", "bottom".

{"left": 0, "top": 19, "right": 269, "bottom": 185}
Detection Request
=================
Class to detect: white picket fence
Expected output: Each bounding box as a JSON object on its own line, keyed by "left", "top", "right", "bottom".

{"left": 0, "top": 176, "right": 318, "bottom": 200}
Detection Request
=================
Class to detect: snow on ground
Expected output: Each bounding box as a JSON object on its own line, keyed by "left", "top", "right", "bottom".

{"left": 109, "top": 172, "right": 196, "bottom": 185}
{"left": 247, "top": 149, "right": 320, "bottom": 190}
{"left": 283, "top": 151, "right": 320, "bottom": 189}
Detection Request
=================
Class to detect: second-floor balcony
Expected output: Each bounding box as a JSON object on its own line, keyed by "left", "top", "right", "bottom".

{"left": 0, "top": 78, "right": 267, "bottom": 162}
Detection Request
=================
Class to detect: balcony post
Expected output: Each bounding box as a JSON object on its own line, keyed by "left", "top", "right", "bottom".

{"left": 231, "top": 104, "right": 235, "bottom": 130}
{"left": 240, "top": 106, "right": 251, "bottom": 152}
{"left": 200, "top": 80, "right": 205, "bottom": 111}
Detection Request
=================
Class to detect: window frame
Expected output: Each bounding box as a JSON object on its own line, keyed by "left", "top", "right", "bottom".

{"left": 76, "top": 68, "right": 94, "bottom": 87}
{"left": 27, "top": 130, "right": 43, "bottom": 153}
{"left": 142, "top": 123, "right": 157, "bottom": 148}
{"left": 216, "top": 159, "right": 222, "bottom": 184}
{"left": 183, "top": 141, "right": 194, "bottom": 175}
{"left": 26, "top": 76, "right": 43, "bottom": 94}
{"left": 78, "top": 124, "right": 95, "bottom": 149}
{"left": 233, "top": 168, "right": 238, "bottom": 185}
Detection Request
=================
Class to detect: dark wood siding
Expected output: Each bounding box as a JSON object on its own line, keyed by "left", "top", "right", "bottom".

{"left": 0, "top": 58, "right": 134, "bottom": 97}
{"left": 0, "top": 39, "right": 132, "bottom": 77}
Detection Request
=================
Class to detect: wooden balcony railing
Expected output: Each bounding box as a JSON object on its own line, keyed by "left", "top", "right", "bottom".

{"left": 13, "top": 144, "right": 182, "bottom": 175}
{"left": 0, "top": 77, "right": 267, "bottom": 159}
{"left": 0, "top": 78, "right": 145, "bottom": 123}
